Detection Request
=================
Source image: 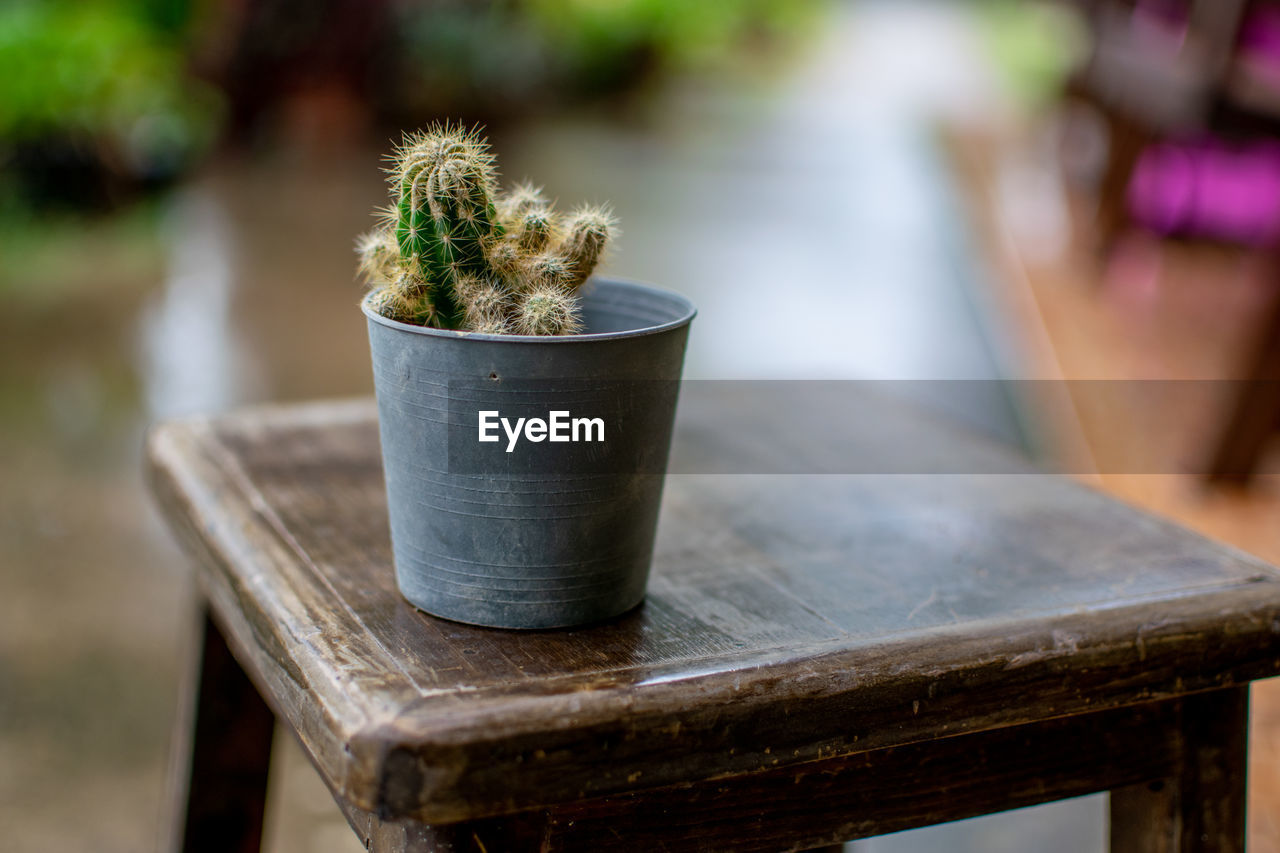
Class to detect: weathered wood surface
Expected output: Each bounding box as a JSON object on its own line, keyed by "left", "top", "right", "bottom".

{"left": 146, "top": 395, "right": 1280, "bottom": 825}
{"left": 339, "top": 694, "right": 1189, "bottom": 852}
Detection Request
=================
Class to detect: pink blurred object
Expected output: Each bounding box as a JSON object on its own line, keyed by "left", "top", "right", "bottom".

{"left": 1130, "top": 0, "right": 1188, "bottom": 51}
{"left": 1239, "top": 6, "right": 1280, "bottom": 68}
{"left": 1127, "top": 139, "right": 1280, "bottom": 245}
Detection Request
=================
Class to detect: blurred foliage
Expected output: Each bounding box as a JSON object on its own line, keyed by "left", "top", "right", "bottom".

{"left": 975, "top": 0, "right": 1088, "bottom": 106}
{"left": 377, "top": 0, "right": 825, "bottom": 121}
{"left": 0, "top": 0, "right": 222, "bottom": 214}
{"left": 525, "top": 0, "right": 820, "bottom": 77}
{"left": 0, "top": 205, "right": 167, "bottom": 305}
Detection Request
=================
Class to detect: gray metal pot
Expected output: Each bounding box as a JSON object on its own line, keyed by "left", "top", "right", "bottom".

{"left": 363, "top": 278, "right": 695, "bottom": 629}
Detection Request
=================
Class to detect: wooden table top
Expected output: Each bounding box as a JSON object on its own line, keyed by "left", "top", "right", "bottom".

{"left": 146, "top": 396, "right": 1280, "bottom": 825}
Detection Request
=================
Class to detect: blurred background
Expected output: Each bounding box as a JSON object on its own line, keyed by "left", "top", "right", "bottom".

{"left": 2, "top": 0, "right": 1280, "bottom": 850}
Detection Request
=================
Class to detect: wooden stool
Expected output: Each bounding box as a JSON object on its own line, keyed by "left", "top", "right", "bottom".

{"left": 147, "top": 397, "right": 1280, "bottom": 852}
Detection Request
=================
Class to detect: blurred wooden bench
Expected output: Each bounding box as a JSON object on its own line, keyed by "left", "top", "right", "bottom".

{"left": 1064, "top": 0, "right": 1280, "bottom": 483}
{"left": 146, "top": 395, "right": 1280, "bottom": 852}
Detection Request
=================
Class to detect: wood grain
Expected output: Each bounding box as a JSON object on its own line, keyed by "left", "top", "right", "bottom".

{"left": 438, "top": 695, "right": 1188, "bottom": 852}
{"left": 339, "top": 690, "right": 1241, "bottom": 852}
{"left": 146, "top": 396, "right": 1280, "bottom": 825}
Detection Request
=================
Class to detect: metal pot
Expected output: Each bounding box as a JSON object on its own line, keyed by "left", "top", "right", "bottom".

{"left": 364, "top": 278, "right": 695, "bottom": 629}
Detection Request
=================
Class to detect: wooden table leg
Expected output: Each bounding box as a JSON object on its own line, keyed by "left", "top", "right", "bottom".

{"left": 167, "top": 608, "right": 277, "bottom": 853}
{"left": 1110, "top": 687, "right": 1248, "bottom": 852}
{"left": 1207, "top": 271, "right": 1280, "bottom": 486}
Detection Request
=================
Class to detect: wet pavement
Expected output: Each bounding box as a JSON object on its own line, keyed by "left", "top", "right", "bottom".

{"left": 0, "top": 3, "right": 1101, "bottom": 851}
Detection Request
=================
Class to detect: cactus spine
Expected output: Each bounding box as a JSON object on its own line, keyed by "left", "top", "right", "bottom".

{"left": 358, "top": 124, "right": 616, "bottom": 336}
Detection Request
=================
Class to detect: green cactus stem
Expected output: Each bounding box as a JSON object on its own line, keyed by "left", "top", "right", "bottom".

{"left": 393, "top": 126, "right": 499, "bottom": 329}
{"left": 358, "top": 124, "right": 616, "bottom": 335}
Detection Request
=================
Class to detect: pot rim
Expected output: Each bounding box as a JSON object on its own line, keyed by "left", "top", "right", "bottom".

{"left": 361, "top": 276, "right": 695, "bottom": 344}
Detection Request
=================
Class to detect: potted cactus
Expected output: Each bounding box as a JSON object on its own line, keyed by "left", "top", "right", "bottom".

{"left": 358, "top": 125, "right": 695, "bottom": 630}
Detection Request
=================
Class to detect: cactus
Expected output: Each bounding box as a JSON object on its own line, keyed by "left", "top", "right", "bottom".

{"left": 357, "top": 124, "right": 616, "bottom": 336}
{"left": 515, "top": 282, "right": 582, "bottom": 336}
{"left": 560, "top": 204, "right": 615, "bottom": 289}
